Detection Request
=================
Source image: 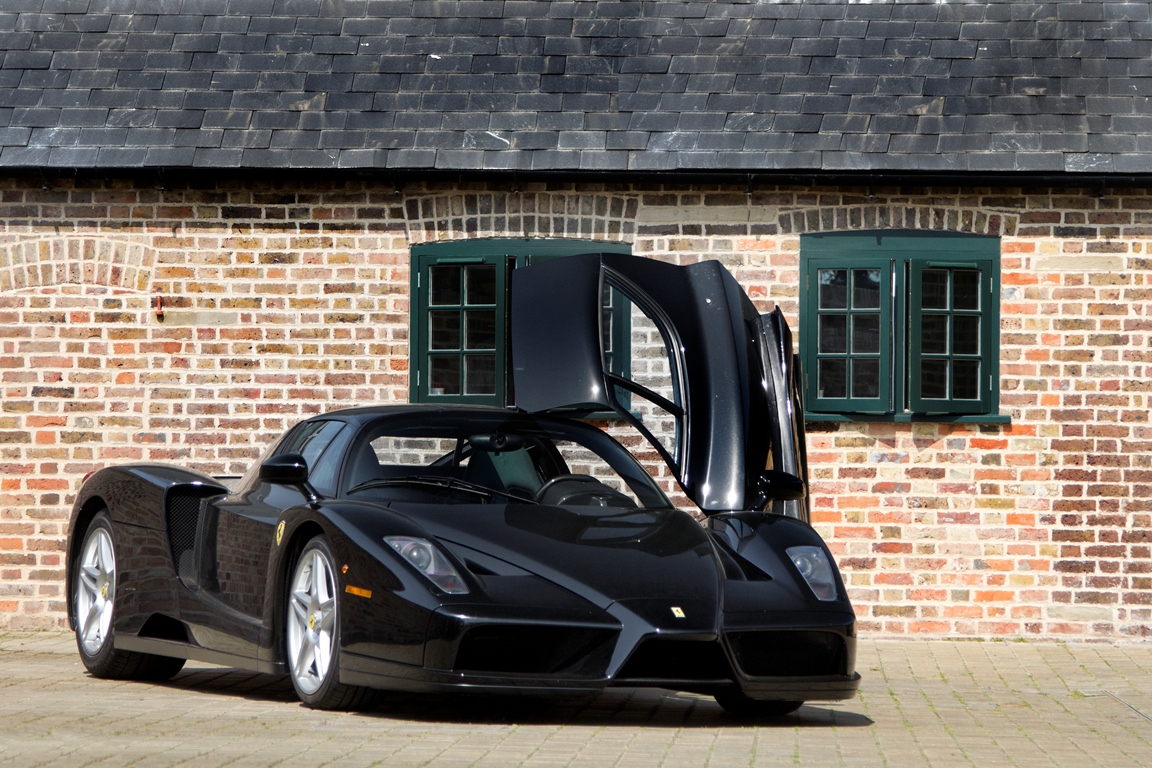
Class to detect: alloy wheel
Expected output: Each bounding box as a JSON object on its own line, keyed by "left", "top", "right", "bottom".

{"left": 76, "top": 526, "right": 116, "bottom": 656}
{"left": 287, "top": 547, "right": 337, "bottom": 694}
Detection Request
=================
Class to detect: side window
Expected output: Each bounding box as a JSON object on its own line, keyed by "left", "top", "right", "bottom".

{"left": 601, "top": 278, "right": 682, "bottom": 464}
{"left": 800, "top": 231, "right": 1000, "bottom": 420}
{"left": 282, "top": 421, "right": 346, "bottom": 470}
{"left": 308, "top": 423, "right": 353, "bottom": 497}
{"left": 410, "top": 239, "right": 632, "bottom": 407}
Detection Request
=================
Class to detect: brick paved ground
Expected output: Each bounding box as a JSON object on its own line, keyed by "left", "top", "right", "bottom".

{"left": 1, "top": 633, "right": 1149, "bottom": 767}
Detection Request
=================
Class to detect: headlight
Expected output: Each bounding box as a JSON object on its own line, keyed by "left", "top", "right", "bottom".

{"left": 786, "top": 545, "right": 838, "bottom": 601}
{"left": 384, "top": 536, "right": 469, "bottom": 594}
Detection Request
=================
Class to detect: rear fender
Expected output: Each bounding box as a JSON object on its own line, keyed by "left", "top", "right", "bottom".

{"left": 67, "top": 465, "right": 228, "bottom": 632}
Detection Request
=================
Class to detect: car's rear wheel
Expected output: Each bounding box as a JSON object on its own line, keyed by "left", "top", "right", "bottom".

{"left": 73, "top": 511, "right": 185, "bottom": 680}
{"left": 286, "top": 535, "right": 375, "bottom": 710}
{"left": 714, "top": 689, "right": 803, "bottom": 717}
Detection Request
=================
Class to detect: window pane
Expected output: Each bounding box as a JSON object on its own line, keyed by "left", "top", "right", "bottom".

{"left": 818, "top": 314, "right": 847, "bottom": 354}
{"left": 298, "top": 422, "right": 345, "bottom": 470}
{"left": 852, "top": 314, "right": 880, "bottom": 354}
{"left": 430, "top": 310, "right": 461, "bottom": 350}
{"left": 818, "top": 358, "right": 847, "bottom": 398}
{"left": 614, "top": 290, "right": 680, "bottom": 458}
{"left": 464, "top": 354, "right": 496, "bottom": 395}
{"left": 601, "top": 308, "right": 613, "bottom": 353}
{"left": 852, "top": 269, "right": 882, "bottom": 309}
{"left": 852, "top": 359, "right": 880, "bottom": 398}
{"left": 953, "top": 360, "right": 980, "bottom": 400}
{"left": 464, "top": 309, "right": 496, "bottom": 350}
{"left": 921, "top": 314, "right": 949, "bottom": 354}
{"left": 953, "top": 316, "right": 980, "bottom": 355}
{"left": 430, "top": 265, "right": 461, "bottom": 306}
{"left": 953, "top": 361, "right": 981, "bottom": 400}
{"left": 429, "top": 355, "right": 461, "bottom": 395}
{"left": 920, "top": 359, "right": 948, "bottom": 399}
{"left": 818, "top": 269, "right": 848, "bottom": 309}
{"left": 921, "top": 269, "right": 949, "bottom": 309}
{"left": 465, "top": 265, "right": 497, "bottom": 305}
{"left": 953, "top": 270, "right": 980, "bottom": 310}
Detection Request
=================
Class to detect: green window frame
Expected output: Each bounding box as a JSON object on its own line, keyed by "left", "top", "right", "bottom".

{"left": 410, "top": 238, "right": 632, "bottom": 407}
{"left": 800, "top": 231, "right": 1002, "bottom": 421}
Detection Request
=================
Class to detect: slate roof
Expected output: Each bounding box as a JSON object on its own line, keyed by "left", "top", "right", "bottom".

{"left": 1, "top": 0, "right": 1151, "bottom": 175}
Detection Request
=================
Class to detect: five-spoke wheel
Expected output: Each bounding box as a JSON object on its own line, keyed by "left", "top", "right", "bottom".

{"left": 72, "top": 511, "right": 185, "bottom": 680}
{"left": 287, "top": 541, "right": 338, "bottom": 695}
{"left": 285, "top": 535, "right": 374, "bottom": 709}
{"left": 76, "top": 518, "right": 116, "bottom": 656}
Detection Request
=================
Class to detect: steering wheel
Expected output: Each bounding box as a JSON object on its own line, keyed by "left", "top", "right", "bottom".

{"left": 534, "top": 474, "right": 636, "bottom": 508}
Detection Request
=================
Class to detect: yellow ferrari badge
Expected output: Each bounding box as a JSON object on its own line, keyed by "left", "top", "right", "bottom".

{"left": 671, "top": 606, "right": 686, "bottom": 618}
{"left": 275, "top": 521, "right": 285, "bottom": 546}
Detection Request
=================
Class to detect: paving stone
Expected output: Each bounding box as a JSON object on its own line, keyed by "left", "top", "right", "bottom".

{"left": 2, "top": 634, "right": 1150, "bottom": 767}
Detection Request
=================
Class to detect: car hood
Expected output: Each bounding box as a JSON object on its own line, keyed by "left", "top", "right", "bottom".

{"left": 392, "top": 501, "right": 722, "bottom": 616}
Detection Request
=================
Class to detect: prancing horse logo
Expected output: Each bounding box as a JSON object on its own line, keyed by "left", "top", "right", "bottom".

{"left": 671, "top": 606, "right": 686, "bottom": 618}
{"left": 275, "top": 521, "right": 285, "bottom": 546}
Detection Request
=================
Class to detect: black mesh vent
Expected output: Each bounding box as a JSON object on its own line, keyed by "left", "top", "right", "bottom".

{"left": 615, "top": 639, "right": 734, "bottom": 682}
{"left": 165, "top": 493, "right": 202, "bottom": 579}
{"left": 453, "top": 625, "right": 616, "bottom": 677}
{"left": 726, "top": 630, "right": 846, "bottom": 678}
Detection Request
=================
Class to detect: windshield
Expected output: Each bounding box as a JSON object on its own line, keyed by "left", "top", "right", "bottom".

{"left": 342, "top": 411, "right": 671, "bottom": 510}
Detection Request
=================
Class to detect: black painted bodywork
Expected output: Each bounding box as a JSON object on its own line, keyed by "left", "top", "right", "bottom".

{"left": 66, "top": 256, "right": 859, "bottom": 704}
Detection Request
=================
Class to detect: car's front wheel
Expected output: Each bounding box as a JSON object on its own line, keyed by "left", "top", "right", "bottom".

{"left": 285, "top": 535, "right": 375, "bottom": 710}
{"left": 714, "top": 689, "right": 803, "bottom": 717}
{"left": 73, "top": 511, "right": 185, "bottom": 680}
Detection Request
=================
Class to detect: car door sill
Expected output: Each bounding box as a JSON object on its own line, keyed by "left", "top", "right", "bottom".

{"left": 116, "top": 635, "right": 281, "bottom": 675}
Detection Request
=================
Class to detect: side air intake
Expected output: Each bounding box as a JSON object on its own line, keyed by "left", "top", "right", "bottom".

{"left": 164, "top": 487, "right": 224, "bottom": 586}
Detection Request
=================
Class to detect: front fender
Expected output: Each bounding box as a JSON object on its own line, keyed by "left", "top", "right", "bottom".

{"left": 267, "top": 500, "right": 451, "bottom": 667}
{"left": 706, "top": 512, "right": 856, "bottom": 618}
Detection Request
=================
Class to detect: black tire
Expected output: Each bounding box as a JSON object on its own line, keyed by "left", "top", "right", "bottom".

{"left": 714, "top": 689, "right": 803, "bottom": 717}
{"left": 285, "top": 535, "right": 376, "bottom": 710}
{"left": 73, "top": 511, "right": 186, "bottom": 681}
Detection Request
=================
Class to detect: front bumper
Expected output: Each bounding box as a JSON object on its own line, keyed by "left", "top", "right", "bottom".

{"left": 339, "top": 606, "right": 861, "bottom": 702}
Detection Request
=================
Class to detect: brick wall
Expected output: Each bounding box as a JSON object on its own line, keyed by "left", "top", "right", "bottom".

{"left": 1, "top": 175, "right": 1149, "bottom": 640}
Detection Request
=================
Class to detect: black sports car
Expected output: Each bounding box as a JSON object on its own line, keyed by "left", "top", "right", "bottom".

{"left": 67, "top": 253, "right": 860, "bottom": 715}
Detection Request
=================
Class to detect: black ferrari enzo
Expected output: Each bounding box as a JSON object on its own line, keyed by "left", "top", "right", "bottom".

{"left": 67, "top": 253, "right": 860, "bottom": 715}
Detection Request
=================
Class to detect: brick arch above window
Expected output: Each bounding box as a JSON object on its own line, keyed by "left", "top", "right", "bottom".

{"left": 779, "top": 202, "right": 1020, "bottom": 238}
{"left": 0, "top": 237, "right": 154, "bottom": 293}
{"left": 402, "top": 191, "right": 638, "bottom": 245}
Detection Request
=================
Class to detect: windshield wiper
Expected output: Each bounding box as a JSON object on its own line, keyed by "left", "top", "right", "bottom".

{"left": 347, "top": 475, "right": 533, "bottom": 503}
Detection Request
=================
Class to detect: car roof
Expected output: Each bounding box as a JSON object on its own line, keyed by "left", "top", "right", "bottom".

{"left": 304, "top": 403, "right": 527, "bottom": 426}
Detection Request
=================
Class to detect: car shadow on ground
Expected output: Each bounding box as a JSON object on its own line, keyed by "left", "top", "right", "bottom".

{"left": 158, "top": 668, "right": 873, "bottom": 728}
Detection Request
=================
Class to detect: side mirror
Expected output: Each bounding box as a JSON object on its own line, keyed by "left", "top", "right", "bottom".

{"left": 757, "top": 470, "right": 806, "bottom": 502}
{"left": 260, "top": 453, "right": 309, "bottom": 485}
